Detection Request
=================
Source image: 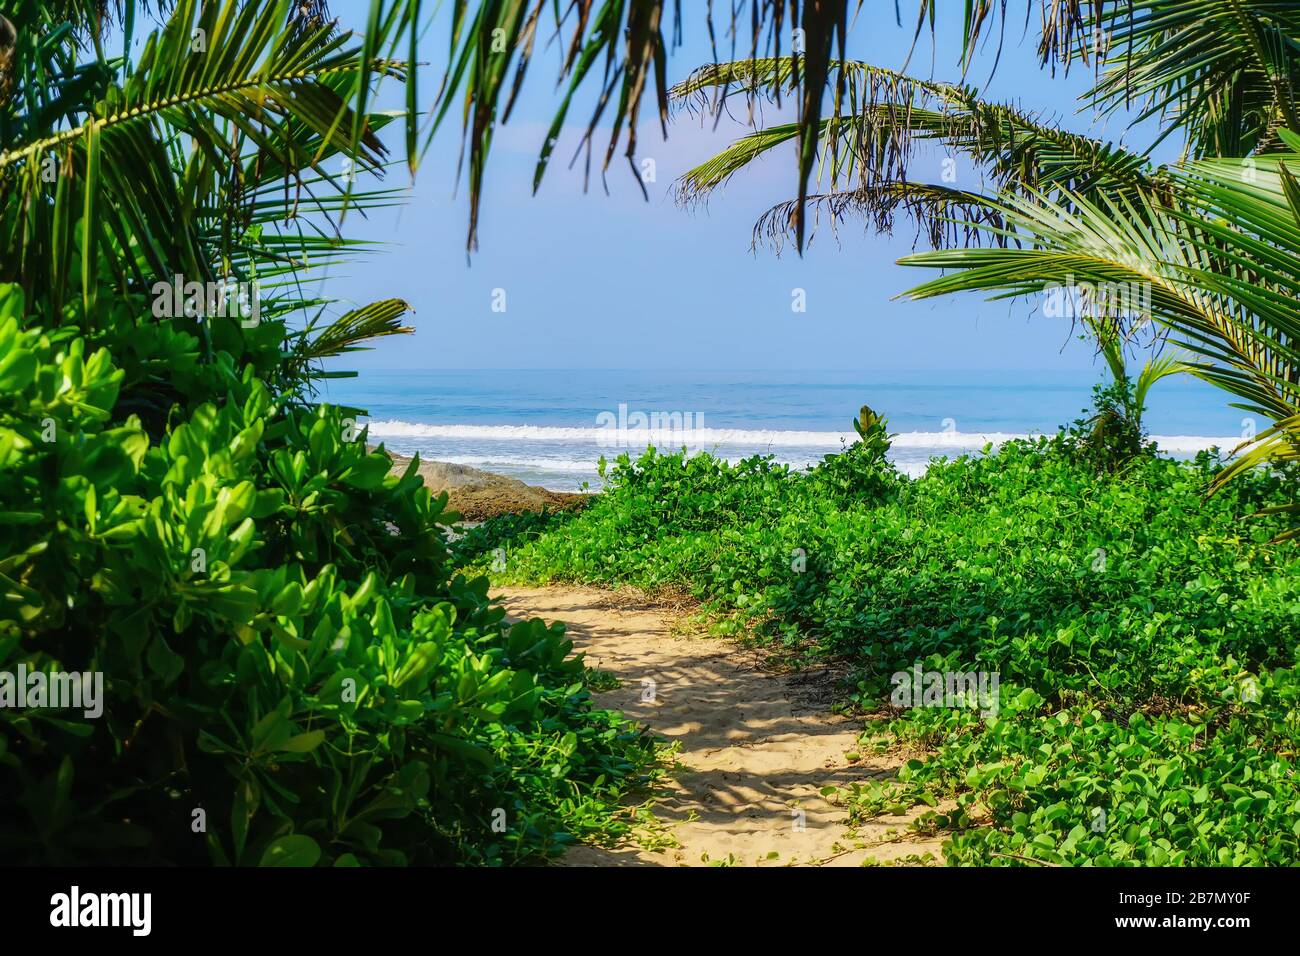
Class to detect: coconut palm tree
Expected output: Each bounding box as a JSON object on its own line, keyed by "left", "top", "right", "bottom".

{"left": 6, "top": 1, "right": 1123, "bottom": 262}
{"left": 900, "top": 145, "right": 1300, "bottom": 533}
{"left": 421, "top": 0, "right": 1134, "bottom": 251}
{"left": 0, "top": 0, "right": 416, "bottom": 362}
{"left": 666, "top": 1, "right": 1300, "bottom": 529}
{"left": 671, "top": 1, "right": 1300, "bottom": 228}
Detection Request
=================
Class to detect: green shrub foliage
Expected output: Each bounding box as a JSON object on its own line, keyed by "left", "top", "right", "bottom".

{"left": 477, "top": 413, "right": 1300, "bottom": 865}
{"left": 0, "top": 1, "right": 656, "bottom": 866}
{"left": 0, "top": 284, "right": 654, "bottom": 865}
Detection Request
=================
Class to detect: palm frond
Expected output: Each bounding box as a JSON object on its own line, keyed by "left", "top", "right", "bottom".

{"left": 284, "top": 296, "right": 414, "bottom": 382}
{"left": 1075, "top": 0, "right": 1300, "bottom": 160}
{"left": 749, "top": 182, "right": 1008, "bottom": 254}
{"left": 429, "top": 1, "right": 849, "bottom": 252}
{"left": 1134, "top": 350, "right": 1191, "bottom": 411}
{"left": 0, "top": 0, "right": 404, "bottom": 313}
{"left": 896, "top": 148, "right": 1300, "bottom": 530}
{"left": 673, "top": 56, "right": 1161, "bottom": 250}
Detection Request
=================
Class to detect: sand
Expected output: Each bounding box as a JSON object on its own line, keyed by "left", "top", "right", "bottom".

{"left": 497, "top": 586, "right": 947, "bottom": 867}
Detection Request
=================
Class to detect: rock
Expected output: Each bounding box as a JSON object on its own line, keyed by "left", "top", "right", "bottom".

{"left": 384, "top": 451, "right": 592, "bottom": 521}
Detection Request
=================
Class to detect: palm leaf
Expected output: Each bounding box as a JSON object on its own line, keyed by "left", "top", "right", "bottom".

{"left": 672, "top": 56, "right": 1163, "bottom": 250}
{"left": 896, "top": 150, "right": 1300, "bottom": 531}
{"left": 0, "top": 0, "right": 405, "bottom": 313}
{"left": 284, "top": 297, "right": 414, "bottom": 382}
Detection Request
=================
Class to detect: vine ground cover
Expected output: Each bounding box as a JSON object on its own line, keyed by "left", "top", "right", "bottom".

{"left": 459, "top": 409, "right": 1300, "bottom": 865}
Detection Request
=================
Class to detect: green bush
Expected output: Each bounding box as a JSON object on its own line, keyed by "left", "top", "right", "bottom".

{"left": 0, "top": 284, "right": 655, "bottom": 865}
{"left": 1061, "top": 378, "right": 1155, "bottom": 474}
{"left": 0, "top": 1, "right": 658, "bottom": 867}
{"left": 477, "top": 412, "right": 1300, "bottom": 865}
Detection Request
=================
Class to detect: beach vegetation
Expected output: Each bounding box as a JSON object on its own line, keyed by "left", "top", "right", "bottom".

{"left": 0, "top": 0, "right": 656, "bottom": 865}
{"left": 6, "top": 0, "right": 1300, "bottom": 869}
{"left": 672, "top": 2, "right": 1300, "bottom": 532}
{"left": 473, "top": 401, "right": 1300, "bottom": 865}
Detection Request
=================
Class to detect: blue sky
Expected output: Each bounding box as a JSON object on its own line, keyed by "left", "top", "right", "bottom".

{"left": 317, "top": 1, "right": 1172, "bottom": 373}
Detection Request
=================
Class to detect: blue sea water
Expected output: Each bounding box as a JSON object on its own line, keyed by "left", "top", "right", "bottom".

{"left": 321, "top": 369, "right": 1252, "bottom": 490}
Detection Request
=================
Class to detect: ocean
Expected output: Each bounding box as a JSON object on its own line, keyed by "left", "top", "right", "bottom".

{"left": 322, "top": 369, "right": 1252, "bottom": 491}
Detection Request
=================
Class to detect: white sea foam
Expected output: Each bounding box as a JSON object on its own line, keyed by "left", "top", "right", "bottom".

{"left": 364, "top": 419, "right": 1239, "bottom": 454}
{"left": 431, "top": 456, "right": 609, "bottom": 474}
{"left": 1147, "top": 435, "right": 1242, "bottom": 453}
{"left": 368, "top": 419, "right": 1027, "bottom": 448}
{"left": 367, "top": 420, "right": 854, "bottom": 446}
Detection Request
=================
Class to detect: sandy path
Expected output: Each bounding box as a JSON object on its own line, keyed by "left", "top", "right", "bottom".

{"left": 497, "top": 586, "right": 945, "bottom": 867}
